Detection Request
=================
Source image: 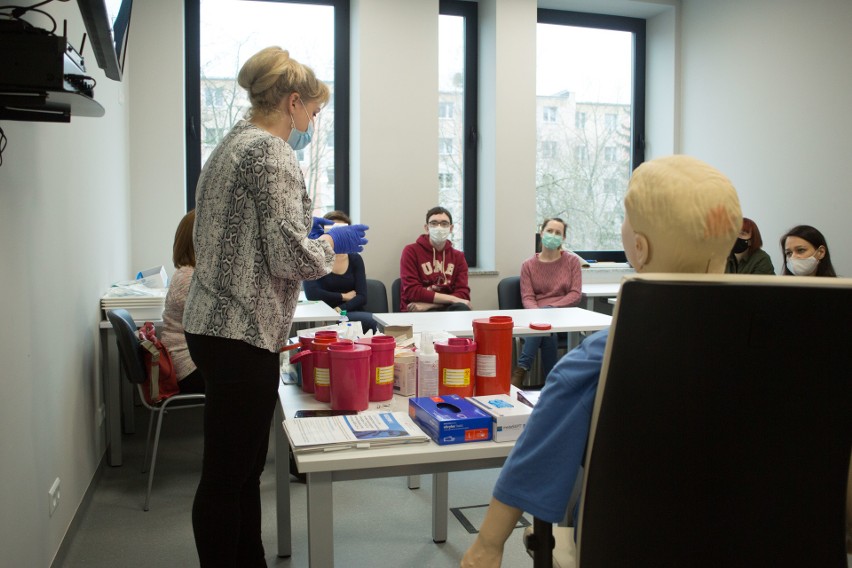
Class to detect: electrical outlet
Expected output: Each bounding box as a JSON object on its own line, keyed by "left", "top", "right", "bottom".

{"left": 97, "top": 404, "right": 106, "bottom": 426}
{"left": 48, "top": 478, "right": 60, "bottom": 517}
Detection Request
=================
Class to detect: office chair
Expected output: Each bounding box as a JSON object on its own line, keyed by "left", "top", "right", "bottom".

{"left": 391, "top": 278, "right": 402, "bottom": 312}
{"left": 525, "top": 274, "right": 852, "bottom": 567}
{"left": 107, "top": 308, "right": 206, "bottom": 511}
{"left": 363, "top": 278, "right": 389, "bottom": 313}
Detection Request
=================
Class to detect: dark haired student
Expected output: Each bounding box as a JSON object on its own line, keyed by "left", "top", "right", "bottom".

{"left": 399, "top": 206, "right": 471, "bottom": 312}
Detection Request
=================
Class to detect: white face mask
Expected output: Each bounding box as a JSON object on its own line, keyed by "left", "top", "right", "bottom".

{"left": 786, "top": 255, "right": 819, "bottom": 276}
{"left": 429, "top": 226, "right": 451, "bottom": 245}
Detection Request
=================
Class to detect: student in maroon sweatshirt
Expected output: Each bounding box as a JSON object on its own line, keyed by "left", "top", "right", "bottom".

{"left": 399, "top": 206, "right": 471, "bottom": 312}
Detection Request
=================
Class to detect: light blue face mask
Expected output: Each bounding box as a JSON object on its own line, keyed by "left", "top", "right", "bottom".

{"left": 541, "top": 232, "right": 563, "bottom": 250}
{"left": 286, "top": 99, "right": 314, "bottom": 151}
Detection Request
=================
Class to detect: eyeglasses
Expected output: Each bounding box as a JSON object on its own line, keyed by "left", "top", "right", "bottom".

{"left": 428, "top": 221, "right": 451, "bottom": 228}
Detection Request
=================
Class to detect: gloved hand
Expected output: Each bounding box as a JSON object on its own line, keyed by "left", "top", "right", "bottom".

{"left": 308, "top": 216, "right": 334, "bottom": 239}
{"left": 326, "top": 224, "right": 369, "bottom": 254}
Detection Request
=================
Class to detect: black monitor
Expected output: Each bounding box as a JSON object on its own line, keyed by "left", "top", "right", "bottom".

{"left": 77, "top": 0, "right": 133, "bottom": 81}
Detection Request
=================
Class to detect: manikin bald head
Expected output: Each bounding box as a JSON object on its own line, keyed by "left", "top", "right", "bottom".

{"left": 622, "top": 155, "right": 742, "bottom": 274}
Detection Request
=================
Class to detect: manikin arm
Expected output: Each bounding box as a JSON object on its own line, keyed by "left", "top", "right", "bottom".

{"left": 460, "top": 497, "right": 523, "bottom": 567}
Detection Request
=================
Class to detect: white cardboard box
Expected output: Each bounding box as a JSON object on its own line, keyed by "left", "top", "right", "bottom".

{"left": 469, "top": 394, "right": 533, "bottom": 442}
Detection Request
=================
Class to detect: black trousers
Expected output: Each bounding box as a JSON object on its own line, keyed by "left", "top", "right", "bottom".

{"left": 185, "top": 332, "right": 280, "bottom": 568}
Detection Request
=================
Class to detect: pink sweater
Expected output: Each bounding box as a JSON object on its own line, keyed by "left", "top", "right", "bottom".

{"left": 519, "top": 252, "right": 583, "bottom": 309}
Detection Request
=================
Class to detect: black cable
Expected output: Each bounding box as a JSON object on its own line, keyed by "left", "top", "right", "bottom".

{"left": 0, "top": 0, "right": 70, "bottom": 33}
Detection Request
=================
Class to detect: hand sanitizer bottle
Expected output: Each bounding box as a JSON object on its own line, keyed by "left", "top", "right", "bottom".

{"left": 417, "top": 332, "right": 439, "bottom": 397}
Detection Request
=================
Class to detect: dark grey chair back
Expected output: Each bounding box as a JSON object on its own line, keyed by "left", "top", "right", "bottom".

{"left": 363, "top": 278, "right": 389, "bottom": 313}
{"left": 391, "top": 278, "right": 402, "bottom": 312}
{"left": 497, "top": 276, "right": 522, "bottom": 310}
{"left": 576, "top": 274, "right": 852, "bottom": 567}
{"left": 107, "top": 308, "right": 147, "bottom": 385}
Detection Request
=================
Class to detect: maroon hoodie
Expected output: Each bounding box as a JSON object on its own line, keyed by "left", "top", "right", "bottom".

{"left": 399, "top": 233, "right": 470, "bottom": 311}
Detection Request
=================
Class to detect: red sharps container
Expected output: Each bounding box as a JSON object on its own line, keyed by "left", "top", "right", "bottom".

{"left": 311, "top": 337, "right": 337, "bottom": 403}
{"left": 328, "top": 340, "right": 371, "bottom": 411}
{"left": 473, "top": 316, "right": 514, "bottom": 395}
{"left": 356, "top": 335, "right": 396, "bottom": 402}
{"left": 291, "top": 331, "right": 338, "bottom": 393}
{"left": 435, "top": 337, "right": 477, "bottom": 398}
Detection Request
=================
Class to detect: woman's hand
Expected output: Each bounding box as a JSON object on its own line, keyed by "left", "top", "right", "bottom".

{"left": 341, "top": 290, "right": 356, "bottom": 302}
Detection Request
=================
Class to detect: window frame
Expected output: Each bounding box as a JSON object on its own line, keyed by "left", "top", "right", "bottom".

{"left": 184, "top": 0, "right": 351, "bottom": 212}
{"left": 538, "top": 9, "right": 646, "bottom": 172}
{"left": 439, "top": 0, "right": 478, "bottom": 267}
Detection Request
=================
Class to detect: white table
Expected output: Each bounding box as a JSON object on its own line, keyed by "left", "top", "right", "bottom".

{"left": 372, "top": 307, "right": 611, "bottom": 337}
{"left": 99, "top": 301, "right": 339, "bottom": 466}
{"left": 274, "top": 383, "right": 516, "bottom": 567}
{"left": 581, "top": 282, "right": 621, "bottom": 311}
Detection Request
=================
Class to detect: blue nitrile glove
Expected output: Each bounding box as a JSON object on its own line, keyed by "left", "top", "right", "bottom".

{"left": 308, "top": 216, "right": 334, "bottom": 239}
{"left": 326, "top": 224, "right": 369, "bottom": 254}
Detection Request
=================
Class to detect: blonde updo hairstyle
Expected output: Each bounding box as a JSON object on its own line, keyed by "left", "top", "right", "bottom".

{"left": 624, "top": 155, "right": 742, "bottom": 274}
{"left": 237, "top": 46, "right": 330, "bottom": 120}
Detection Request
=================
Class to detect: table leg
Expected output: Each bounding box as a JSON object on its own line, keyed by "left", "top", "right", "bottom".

{"left": 274, "top": 403, "right": 292, "bottom": 557}
{"left": 407, "top": 475, "right": 421, "bottom": 489}
{"left": 432, "top": 472, "right": 448, "bottom": 543}
{"left": 102, "top": 328, "right": 123, "bottom": 467}
{"left": 307, "top": 471, "right": 334, "bottom": 567}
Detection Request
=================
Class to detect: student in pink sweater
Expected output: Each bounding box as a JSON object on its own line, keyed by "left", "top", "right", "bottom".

{"left": 511, "top": 218, "right": 583, "bottom": 387}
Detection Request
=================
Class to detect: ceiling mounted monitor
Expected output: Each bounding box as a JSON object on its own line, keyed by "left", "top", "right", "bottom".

{"left": 76, "top": 0, "right": 133, "bottom": 81}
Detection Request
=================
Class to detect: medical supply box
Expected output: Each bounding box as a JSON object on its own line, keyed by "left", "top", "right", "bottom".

{"left": 469, "top": 394, "right": 533, "bottom": 442}
{"left": 408, "top": 395, "right": 492, "bottom": 445}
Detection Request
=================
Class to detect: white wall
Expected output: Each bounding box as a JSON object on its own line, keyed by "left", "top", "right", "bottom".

{"left": 0, "top": 1, "right": 131, "bottom": 564}
{"left": 678, "top": 0, "right": 852, "bottom": 275}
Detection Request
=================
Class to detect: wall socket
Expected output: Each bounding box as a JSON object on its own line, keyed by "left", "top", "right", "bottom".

{"left": 48, "top": 478, "right": 60, "bottom": 517}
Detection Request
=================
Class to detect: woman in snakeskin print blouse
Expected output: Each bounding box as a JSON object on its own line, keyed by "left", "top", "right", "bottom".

{"left": 183, "top": 46, "right": 368, "bottom": 567}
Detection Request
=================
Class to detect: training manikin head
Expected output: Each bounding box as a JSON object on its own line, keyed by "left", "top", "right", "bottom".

{"left": 622, "top": 155, "right": 742, "bottom": 274}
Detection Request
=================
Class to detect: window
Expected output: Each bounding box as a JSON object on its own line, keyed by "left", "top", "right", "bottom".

{"left": 543, "top": 106, "right": 558, "bottom": 122}
{"left": 438, "top": 0, "right": 478, "bottom": 265}
{"left": 204, "top": 86, "right": 225, "bottom": 107}
{"left": 536, "top": 10, "right": 646, "bottom": 251}
{"left": 204, "top": 126, "right": 227, "bottom": 145}
{"left": 326, "top": 167, "right": 335, "bottom": 186}
{"left": 185, "top": 0, "right": 350, "bottom": 214}
{"left": 439, "top": 172, "right": 454, "bottom": 189}
{"left": 542, "top": 140, "right": 558, "bottom": 159}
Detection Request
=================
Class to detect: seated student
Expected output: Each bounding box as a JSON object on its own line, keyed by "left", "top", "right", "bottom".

{"left": 779, "top": 224, "right": 837, "bottom": 277}
{"left": 303, "top": 210, "right": 378, "bottom": 333}
{"left": 160, "top": 210, "right": 205, "bottom": 394}
{"left": 461, "top": 155, "right": 742, "bottom": 567}
{"left": 511, "top": 217, "right": 583, "bottom": 387}
{"left": 725, "top": 216, "right": 775, "bottom": 274}
{"left": 399, "top": 206, "right": 471, "bottom": 312}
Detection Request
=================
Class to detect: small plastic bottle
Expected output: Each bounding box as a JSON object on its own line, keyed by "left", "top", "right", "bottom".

{"left": 338, "top": 309, "right": 349, "bottom": 324}
{"left": 417, "top": 332, "right": 440, "bottom": 397}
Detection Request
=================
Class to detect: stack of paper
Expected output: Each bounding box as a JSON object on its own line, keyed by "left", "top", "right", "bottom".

{"left": 101, "top": 284, "right": 167, "bottom": 321}
{"left": 284, "top": 411, "right": 431, "bottom": 453}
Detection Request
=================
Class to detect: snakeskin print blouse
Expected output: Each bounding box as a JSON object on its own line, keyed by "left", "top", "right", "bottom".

{"left": 183, "top": 120, "right": 334, "bottom": 352}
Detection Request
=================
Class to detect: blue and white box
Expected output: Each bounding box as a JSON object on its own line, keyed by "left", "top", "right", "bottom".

{"left": 469, "top": 394, "right": 533, "bottom": 442}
